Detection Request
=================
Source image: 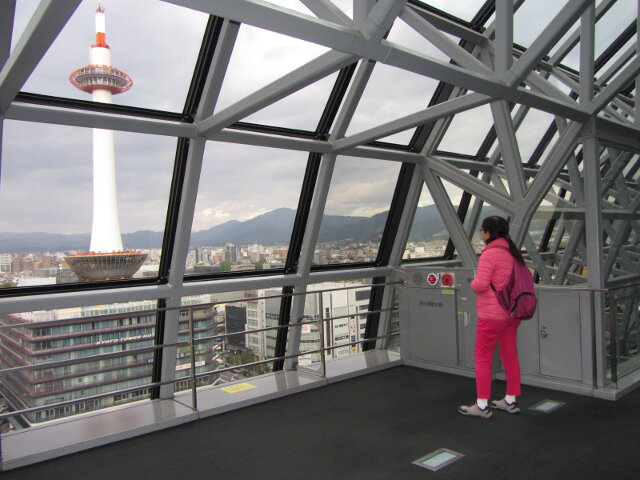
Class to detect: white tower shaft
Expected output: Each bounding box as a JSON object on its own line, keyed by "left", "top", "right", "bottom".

{"left": 88, "top": 9, "right": 123, "bottom": 253}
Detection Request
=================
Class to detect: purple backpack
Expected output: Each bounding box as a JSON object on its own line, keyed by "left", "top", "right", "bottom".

{"left": 490, "top": 246, "right": 537, "bottom": 320}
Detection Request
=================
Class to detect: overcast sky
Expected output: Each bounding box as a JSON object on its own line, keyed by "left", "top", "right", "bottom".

{"left": 0, "top": 0, "right": 634, "bottom": 236}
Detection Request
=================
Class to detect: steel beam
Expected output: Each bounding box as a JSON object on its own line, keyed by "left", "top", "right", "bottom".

{"left": 167, "top": 138, "right": 206, "bottom": 286}
{"left": 494, "top": 0, "right": 514, "bottom": 77}
{"left": 490, "top": 100, "right": 527, "bottom": 200}
{"left": 0, "top": 0, "right": 15, "bottom": 66}
{"left": 505, "top": 0, "right": 591, "bottom": 88}
{"left": 0, "top": 0, "right": 81, "bottom": 114}
{"left": 299, "top": 0, "right": 351, "bottom": 25}
{"left": 405, "top": 2, "right": 489, "bottom": 46}
{"left": 589, "top": 56, "right": 640, "bottom": 116}
{"left": 427, "top": 155, "right": 514, "bottom": 213}
{"left": 580, "top": 4, "right": 595, "bottom": 106}
{"left": 196, "top": 19, "right": 240, "bottom": 122}
{"left": 333, "top": 92, "right": 491, "bottom": 152}
{"left": 422, "top": 165, "right": 477, "bottom": 266}
{"left": 549, "top": 0, "right": 616, "bottom": 67}
{"left": 198, "top": 50, "right": 356, "bottom": 135}
{"left": 400, "top": 7, "right": 493, "bottom": 75}
{"left": 6, "top": 102, "right": 197, "bottom": 138}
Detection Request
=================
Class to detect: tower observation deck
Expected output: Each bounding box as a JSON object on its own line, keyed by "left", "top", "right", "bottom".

{"left": 64, "top": 4, "right": 145, "bottom": 281}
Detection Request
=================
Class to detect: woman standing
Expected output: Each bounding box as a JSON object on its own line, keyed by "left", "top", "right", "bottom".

{"left": 458, "top": 216, "right": 524, "bottom": 419}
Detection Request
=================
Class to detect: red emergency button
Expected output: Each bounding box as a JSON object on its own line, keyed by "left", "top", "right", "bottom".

{"left": 426, "top": 273, "right": 439, "bottom": 286}
{"left": 441, "top": 272, "right": 454, "bottom": 287}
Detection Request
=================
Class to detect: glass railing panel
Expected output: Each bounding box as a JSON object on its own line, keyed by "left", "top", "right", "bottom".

{"left": 605, "top": 284, "right": 640, "bottom": 385}
{"left": 296, "top": 281, "right": 372, "bottom": 367}
{"left": 174, "top": 290, "right": 283, "bottom": 391}
{"left": 0, "top": 300, "right": 160, "bottom": 426}
{"left": 386, "top": 285, "right": 401, "bottom": 354}
{"left": 291, "top": 280, "right": 400, "bottom": 367}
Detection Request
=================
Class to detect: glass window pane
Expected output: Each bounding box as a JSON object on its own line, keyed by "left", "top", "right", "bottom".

{"left": 425, "top": 1, "right": 489, "bottom": 23}
{"left": 513, "top": 0, "right": 570, "bottom": 48}
{"left": 315, "top": 157, "right": 401, "bottom": 264}
{"left": 595, "top": 0, "right": 637, "bottom": 60}
{"left": 438, "top": 104, "right": 493, "bottom": 156}
{"left": 387, "top": 16, "right": 451, "bottom": 62}
{"left": 242, "top": 72, "right": 339, "bottom": 131}
{"left": 187, "top": 142, "right": 308, "bottom": 275}
{"left": 404, "top": 177, "right": 475, "bottom": 261}
{"left": 215, "top": 23, "right": 331, "bottom": 131}
{"left": 514, "top": 108, "right": 556, "bottom": 165}
{"left": 345, "top": 63, "right": 439, "bottom": 146}
{"left": 11, "top": 1, "right": 39, "bottom": 52}
{"left": 404, "top": 185, "right": 448, "bottom": 260}
{"left": 0, "top": 121, "right": 173, "bottom": 286}
{"left": 18, "top": 0, "right": 208, "bottom": 112}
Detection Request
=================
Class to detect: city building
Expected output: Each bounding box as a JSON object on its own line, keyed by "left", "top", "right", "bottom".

{"left": 0, "top": 297, "right": 217, "bottom": 424}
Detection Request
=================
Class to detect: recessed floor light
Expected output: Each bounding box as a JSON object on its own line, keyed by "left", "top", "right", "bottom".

{"left": 412, "top": 448, "right": 464, "bottom": 471}
{"left": 529, "top": 399, "right": 566, "bottom": 413}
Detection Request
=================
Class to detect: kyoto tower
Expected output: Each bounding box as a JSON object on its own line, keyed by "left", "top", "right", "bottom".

{"left": 65, "top": 3, "right": 146, "bottom": 281}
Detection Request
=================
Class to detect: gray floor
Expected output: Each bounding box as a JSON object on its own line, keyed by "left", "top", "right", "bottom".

{"left": 3, "top": 366, "right": 638, "bottom": 479}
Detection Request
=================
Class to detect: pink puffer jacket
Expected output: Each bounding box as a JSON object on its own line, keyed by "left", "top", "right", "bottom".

{"left": 471, "top": 237, "right": 514, "bottom": 321}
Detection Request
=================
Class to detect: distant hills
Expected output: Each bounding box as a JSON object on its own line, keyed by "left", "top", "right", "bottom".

{"left": 0, "top": 205, "right": 495, "bottom": 254}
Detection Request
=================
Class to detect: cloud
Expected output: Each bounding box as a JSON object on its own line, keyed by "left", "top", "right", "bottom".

{"left": 2, "top": 0, "right": 628, "bottom": 240}
{"left": 190, "top": 141, "right": 308, "bottom": 231}
{"left": 323, "top": 157, "right": 401, "bottom": 216}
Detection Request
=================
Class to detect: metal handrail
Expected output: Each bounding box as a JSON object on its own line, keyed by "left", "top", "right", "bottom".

{"left": 0, "top": 280, "right": 404, "bottom": 331}
{"left": 0, "top": 305, "right": 395, "bottom": 376}
{"left": 0, "top": 329, "right": 400, "bottom": 422}
{"left": 0, "top": 282, "right": 401, "bottom": 425}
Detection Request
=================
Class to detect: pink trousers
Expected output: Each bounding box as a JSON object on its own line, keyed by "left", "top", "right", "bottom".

{"left": 475, "top": 319, "right": 521, "bottom": 399}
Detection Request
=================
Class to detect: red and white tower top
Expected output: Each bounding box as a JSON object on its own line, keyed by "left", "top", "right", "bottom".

{"left": 69, "top": 3, "right": 132, "bottom": 95}
{"left": 95, "top": 3, "right": 108, "bottom": 48}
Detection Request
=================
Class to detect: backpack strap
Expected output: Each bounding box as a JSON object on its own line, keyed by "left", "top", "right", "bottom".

{"left": 489, "top": 245, "right": 514, "bottom": 292}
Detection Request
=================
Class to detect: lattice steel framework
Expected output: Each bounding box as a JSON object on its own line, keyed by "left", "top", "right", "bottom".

{"left": 0, "top": 0, "right": 639, "bottom": 394}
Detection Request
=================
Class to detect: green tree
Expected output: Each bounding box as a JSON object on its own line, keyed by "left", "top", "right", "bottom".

{"left": 254, "top": 258, "right": 267, "bottom": 270}
{"left": 220, "top": 261, "right": 232, "bottom": 272}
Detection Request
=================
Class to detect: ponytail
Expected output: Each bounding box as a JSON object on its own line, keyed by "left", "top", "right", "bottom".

{"left": 505, "top": 235, "right": 525, "bottom": 265}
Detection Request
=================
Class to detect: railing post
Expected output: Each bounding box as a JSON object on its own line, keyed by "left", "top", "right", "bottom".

{"left": 608, "top": 290, "right": 618, "bottom": 386}
{"left": 189, "top": 307, "right": 198, "bottom": 412}
{"left": 318, "top": 292, "right": 326, "bottom": 378}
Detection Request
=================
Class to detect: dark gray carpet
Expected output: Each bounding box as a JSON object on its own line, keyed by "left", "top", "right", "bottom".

{"left": 3, "top": 366, "right": 639, "bottom": 479}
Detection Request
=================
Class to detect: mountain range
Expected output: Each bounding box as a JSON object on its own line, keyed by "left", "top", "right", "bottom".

{"left": 0, "top": 205, "right": 491, "bottom": 254}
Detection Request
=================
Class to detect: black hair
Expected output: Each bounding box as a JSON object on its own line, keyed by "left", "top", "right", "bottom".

{"left": 480, "top": 215, "right": 525, "bottom": 265}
